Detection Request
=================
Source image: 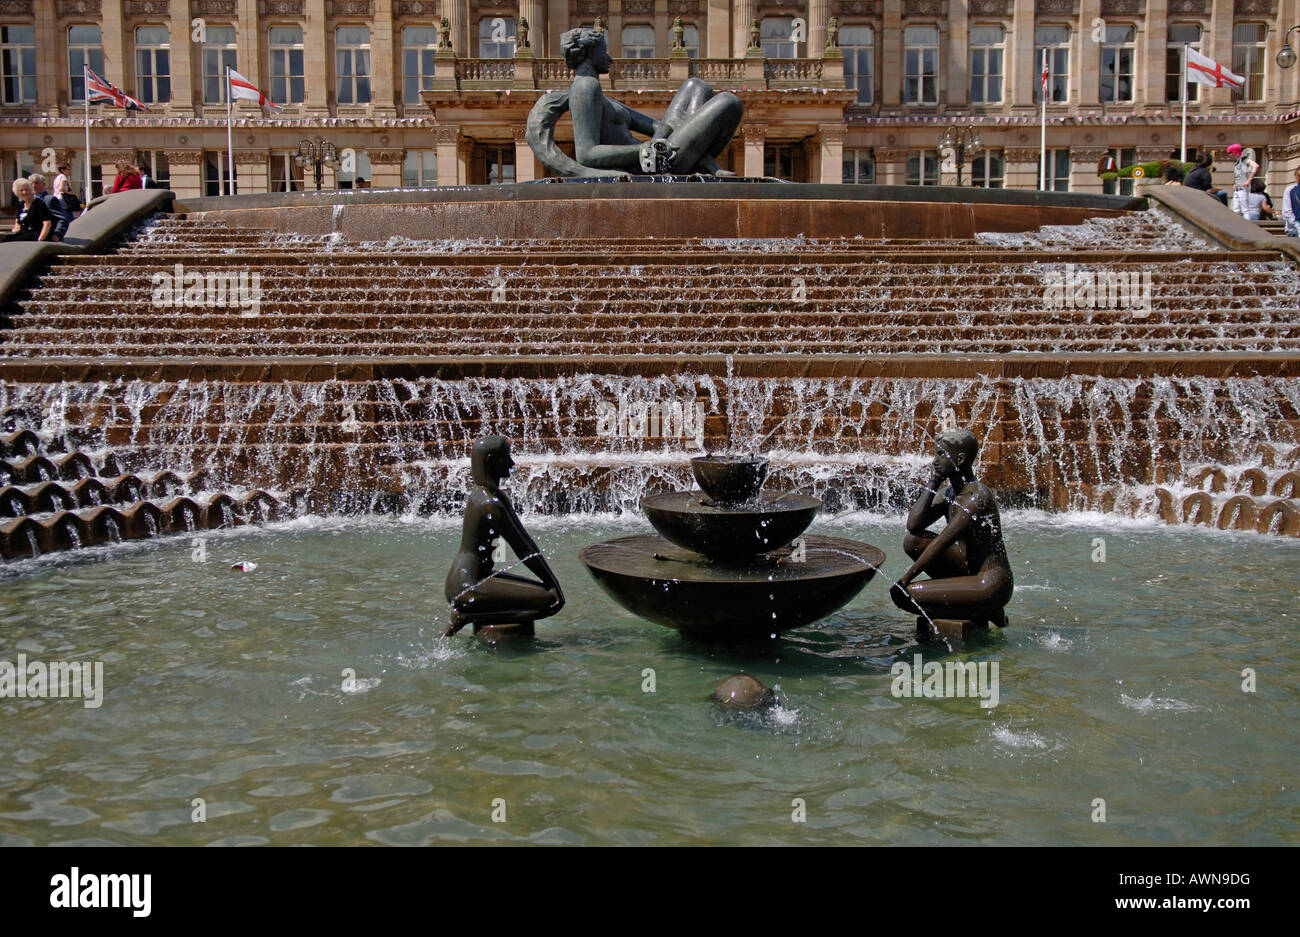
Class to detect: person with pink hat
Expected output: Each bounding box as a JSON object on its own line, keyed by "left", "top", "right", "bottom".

{"left": 1228, "top": 143, "right": 1259, "bottom": 215}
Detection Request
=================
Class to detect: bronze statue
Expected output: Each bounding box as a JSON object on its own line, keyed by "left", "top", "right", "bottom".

{"left": 889, "top": 429, "right": 1013, "bottom": 629}
{"left": 445, "top": 436, "right": 564, "bottom": 636}
{"left": 526, "top": 27, "right": 742, "bottom": 178}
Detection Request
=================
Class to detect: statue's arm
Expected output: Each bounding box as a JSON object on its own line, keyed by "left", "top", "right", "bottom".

{"left": 495, "top": 500, "right": 564, "bottom": 605}
{"left": 622, "top": 105, "right": 663, "bottom": 139}
{"left": 905, "top": 477, "right": 947, "bottom": 535}
{"left": 898, "top": 503, "right": 971, "bottom": 586}
{"left": 570, "top": 81, "right": 643, "bottom": 169}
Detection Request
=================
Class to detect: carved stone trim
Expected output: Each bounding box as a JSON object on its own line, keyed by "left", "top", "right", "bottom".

{"left": 1268, "top": 141, "right": 1300, "bottom": 160}
{"left": 191, "top": 0, "right": 237, "bottom": 14}
{"left": 1003, "top": 147, "right": 1042, "bottom": 162}
{"left": 835, "top": 0, "right": 878, "bottom": 14}
{"left": 511, "top": 126, "right": 528, "bottom": 144}
{"left": 393, "top": 0, "right": 436, "bottom": 15}
{"left": 1100, "top": 0, "right": 1143, "bottom": 14}
{"left": 124, "top": 0, "right": 169, "bottom": 14}
{"left": 1166, "top": 0, "right": 1207, "bottom": 11}
{"left": 1034, "top": 0, "right": 1073, "bottom": 13}
{"left": 233, "top": 149, "right": 270, "bottom": 165}
{"left": 96, "top": 148, "right": 141, "bottom": 164}
{"left": 432, "top": 125, "right": 460, "bottom": 144}
{"left": 969, "top": 0, "right": 1008, "bottom": 13}
{"left": 576, "top": 0, "right": 608, "bottom": 17}
{"left": 56, "top": 0, "right": 101, "bottom": 16}
{"left": 623, "top": 0, "right": 654, "bottom": 13}
{"left": 874, "top": 148, "right": 911, "bottom": 162}
{"left": 0, "top": 0, "right": 34, "bottom": 12}
{"left": 163, "top": 149, "right": 206, "bottom": 165}
{"left": 1071, "top": 147, "right": 1111, "bottom": 163}
{"left": 367, "top": 148, "right": 405, "bottom": 163}
{"left": 1135, "top": 146, "right": 1173, "bottom": 161}
{"left": 667, "top": 0, "right": 700, "bottom": 14}
{"left": 902, "top": 0, "right": 942, "bottom": 14}
{"left": 328, "top": 0, "right": 372, "bottom": 15}
{"left": 817, "top": 123, "right": 846, "bottom": 143}
{"left": 1233, "top": 0, "right": 1274, "bottom": 12}
{"left": 260, "top": 0, "right": 306, "bottom": 15}
{"left": 741, "top": 123, "right": 768, "bottom": 144}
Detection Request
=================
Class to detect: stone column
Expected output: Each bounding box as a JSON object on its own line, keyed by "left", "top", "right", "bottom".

{"left": 368, "top": 148, "right": 405, "bottom": 187}
{"left": 163, "top": 150, "right": 204, "bottom": 199}
{"left": 237, "top": 0, "right": 261, "bottom": 98}
{"left": 1070, "top": 146, "right": 1108, "bottom": 193}
{"left": 817, "top": 123, "right": 844, "bottom": 184}
{"left": 881, "top": 0, "right": 902, "bottom": 106}
{"left": 372, "top": 0, "right": 398, "bottom": 115}
{"left": 1075, "top": 0, "right": 1101, "bottom": 108}
{"left": 874, "top": 147, "right": 909, "bottom": 186}
{"left": 168, "top": 0, "right": 195, "bottom": 115}
{"left": 434, "top": 125, "right": 461, "bottom": 185}
{"left": 457, "top": 135, "right": 474, "bottom": 184}
{"left": 446, "top": 0, "right": 470, "bottom": 56}
{"left": 707, "top": 0, "right": 730, "bottom": 57}
{"left": 513, "top": 126, "right": 536, "bottom": 181}
{"left": 549, "top": 0, "right": 569, "bottom": 57}
{"left": 1010, "top": 0, "right": 1035, "bottom": 109}
{"left": 305, "top": 0, "right": 330, "bottom": 115}
{"left": 1141, "top": 0, "right": 1168, "bottom": 112}
{"left": 1003, "top": 146, "right": 1041, "bottom": 190}
{"left": 809, "top": 0, "right": 829, "bottom": 58}
{"left": 235, "top": 149, "right": 270, "bottom": 195}
{"left": 946, "top": 0, "right": 968, "bottom": 109}
{"left": 103, "top": 0, "right": 127, "bottom": 107}
{"left": 733, "top": 0, "right": 755, "bottom": 59}
{"left": 520, "top": 0, "right": 547, "bottom": 56}
{"left": 34, "top": 0, "right": 57, "bottom": 115}
{"left": 1206, "top": 0, "right": 1234, "bottom": 108}
{"left": 741, "top": 123, "right": 766, "bottom": 177}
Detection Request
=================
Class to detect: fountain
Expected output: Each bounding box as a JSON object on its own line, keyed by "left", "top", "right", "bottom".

{"left": 580, "top": 454, "right": 885, "bottom": 639}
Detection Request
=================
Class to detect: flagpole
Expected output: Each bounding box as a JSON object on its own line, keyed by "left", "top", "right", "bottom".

{"left": 226, "top": 65, "right": 234, "bottom": 196}
{"left": 1180, "top": 44, "right": 1188, "bottom": 163}
{"left": 83, "top": 64, "right": 92, "bottom": 200}
{"left": 1040, "top": 49, "right": 1048, "bottom": 190}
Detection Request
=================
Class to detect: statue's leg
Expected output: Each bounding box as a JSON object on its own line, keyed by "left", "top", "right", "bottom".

{"left": 662, "top": 77, "right": 715, "bottom": 130}
{"left": 892, "top": 567, "right": 1013, "bottom": 619}
{"left": 903, "top": 531, "right": 970, "bottom": 578}
{"left": 452, "top": 573, "right": 556, "bottom": 618}
{"left": 668, "top": 92, "right": 744, "bottom": 174}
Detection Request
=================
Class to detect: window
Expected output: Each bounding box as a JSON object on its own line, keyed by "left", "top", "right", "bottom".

{"left": 4, "top": 150, "right": 35, "bottom": 210}
{"left": 1034, "top": 25, "right": 1069, "bottom": 103}
{"left": 969, "top": 25, "right": 1003, "bottom": 104}
{"left": 269, "top": 26, "right": 305, "bottom": 105}
{"left": 68, "top": 26, "right": 103, "bottom": 104}
{"left": 403, "top": 26, "right": 438, "bottom": 105}
{"left": 904, "top": 26, "right": 939, "bottom": 105}
{"left": 1040, "top": 147, "right": 1070, "bottom": 191}
{"left": 764, "top": 144, "right": 794, "bottom": 180}
{"left": 0, "top": 26, "right": 36, "bottom": 105}
{"left": 1100, "top": 25, "right": 1136, "bottom": 103}
{"left": 623, "top": 25, "right": 654, "bottom": 58}
{"left": 1232, "top": 24, "right": 1267, "bottom": 101}
{"left": 336, "top": 149, "right": 370, "bottom": 188}
{"left": 1103, "top": 146, "right": 1136, "bottom": 196}
{"left": 479, "top": 17, "right": 516, "bottom": 58}
{"left": 906, "top": 150, "right": 939, "bottom": 185}
{"left": 1166, "top": 25, "right": 1201, "bottom": 102}
{"left": 682, "top": 24, "right": 699, "bottom": 58}
{"left": 403, "top": 149, "right": 437, "bottom": 187}
{"left": 135, "top": 26, "right": 170, "bottom": 104}
{"left": 761, "top": 18, "right": 796, "bottom": 58}
{"left": 136, "top": 150, "right": 169, "bottom": 188}
{"left": 270, "top": 152, "right": 304, "bottom": 192}
{"left": 971, "top": 150, "right": 1003, "bottom": 188}
{"left": 484, "top": 145, "right": 514, "bottom": 185}
{"left": 336, "top": 27, "right": 371, "bottom": 105}
{"left": 202, "top": 25, "right": 237, "bottom": 104}
{"left": 842, "top": 148, "right": 874, "bottom": 184}
{"left": 203, "top": 151, "right": 235, "bottom": 196}
{"left": 841, "top": 25, "right": 873, "bottom": 105}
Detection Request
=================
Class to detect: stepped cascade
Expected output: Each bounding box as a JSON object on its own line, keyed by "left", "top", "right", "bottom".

{"left": 1, "top": 194, "right": 1298, "bottom": 562}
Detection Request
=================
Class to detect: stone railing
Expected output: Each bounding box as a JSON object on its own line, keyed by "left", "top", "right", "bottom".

{"left": 765, "top": 59, "right": 825, "bottom": 87}
{"left": 690, "top": 59, "right": 747, "bottom": 82}
{"left": 456, "top": 58, "right": 516, "bottom": 88}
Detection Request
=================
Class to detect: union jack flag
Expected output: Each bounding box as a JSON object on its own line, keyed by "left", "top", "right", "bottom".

{"left": 85, "top": 67, "right": 149, "bottom": 111}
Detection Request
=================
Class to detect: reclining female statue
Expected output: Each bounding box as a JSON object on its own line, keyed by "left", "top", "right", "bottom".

{"left": 526, "top": 27, "right": 743, "bottom": 177}
{"left": 445, "top": 436, "right": 564, "bottom": 636}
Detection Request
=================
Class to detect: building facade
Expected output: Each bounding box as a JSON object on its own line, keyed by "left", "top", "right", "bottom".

{"left": 2, "top": 0, "right": 1300, "bottom": 202}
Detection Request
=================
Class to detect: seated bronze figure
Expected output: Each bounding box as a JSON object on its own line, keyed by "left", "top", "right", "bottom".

{"left": 445, "top": 436, "right": 564, "bottom": 636}
{"left": 890, "top": 429, "right": 1013, "bottom": 629}
{"left": 526, "top": 27, "right": 743, "bottom": 178}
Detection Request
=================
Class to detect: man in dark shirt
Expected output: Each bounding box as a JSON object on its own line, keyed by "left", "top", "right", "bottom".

{"left": 28, "top": 173, "right": 68, "bottom": 242}
{"left": 1184, "top": 156, "right": 1213, "bottom": 191}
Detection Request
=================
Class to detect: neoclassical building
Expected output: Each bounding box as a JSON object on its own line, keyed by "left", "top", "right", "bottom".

{"left": 3, "top": 0, "right": 1300, "bottom": 201}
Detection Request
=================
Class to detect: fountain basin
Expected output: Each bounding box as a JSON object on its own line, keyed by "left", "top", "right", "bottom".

{"left": 640, "top": 490, "right": 820, "bottom": 560}
{"left": 580, "top": 533, "right": 885, "bottom": 638}
{"left": 690, "top": 455, "right": 769, "bottom": 504}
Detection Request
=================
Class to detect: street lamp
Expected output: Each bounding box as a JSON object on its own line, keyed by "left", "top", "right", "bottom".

{"left": 294, "top": 137, "right": 341, "bottom": 191}
{"left": 1278, "top": 25, "right": 1300, "bottom": 68}
{"left": 938, "top": 123, "right": 984, "bottom": 186}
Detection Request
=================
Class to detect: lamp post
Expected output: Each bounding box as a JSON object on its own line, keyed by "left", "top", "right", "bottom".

{"left": 938, "top": 123, "right": 983, "bottom": 186}
{"left": 1279, "top": 26, "right": 1300, "bottom": 68}
{"left": 294, "top": 137, "right": 341, "bottom": 191}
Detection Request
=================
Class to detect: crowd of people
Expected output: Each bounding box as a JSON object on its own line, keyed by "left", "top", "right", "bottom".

{"left": 1169, "top": 143, "right": 1300, "bottom": 237}
{"left": 2, "top": 159, "right": 161, "bottom": 243}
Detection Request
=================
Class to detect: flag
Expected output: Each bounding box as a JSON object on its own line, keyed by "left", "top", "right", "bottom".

{"left": 1041, "top": 60, "right": 1049, "bottom": 95}
{"left": 1185, "top": 47, "right": 1244, "bottom": 90}
{"left": 85, "top": 67, "right": 148, "bottom": 111}
{"left": 228, "top": 68, "right": 281, "bottom": 110}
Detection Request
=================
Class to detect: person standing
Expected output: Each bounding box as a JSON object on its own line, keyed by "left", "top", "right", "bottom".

{"left": 1283, "top": 167, "right": 1300, "bottom": 237}
{"left": 50, "top": 175, "right": 82, "bottom": 240}
{"left": 1228, "top": 143, "right": 1258, "bottom": 215}
{"left": 52, "top": 162, "right": 71, "bottom": 197}
{"left": 3, "top": 178, "right": 54, "bottom": 242}
{"left": 28, "top": 174, "right": 68, "bottom": 242}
